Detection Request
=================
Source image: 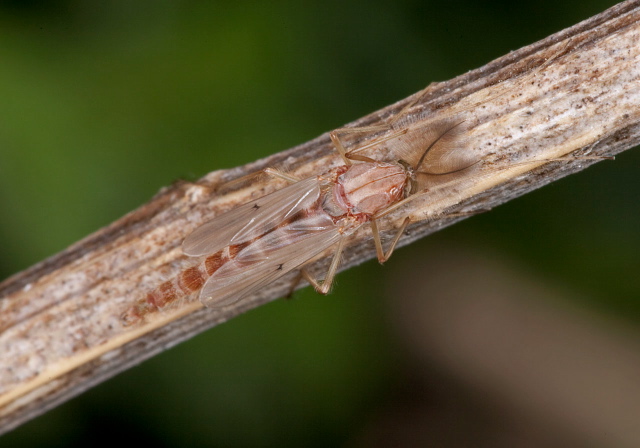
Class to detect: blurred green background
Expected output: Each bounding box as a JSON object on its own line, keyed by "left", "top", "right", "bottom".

{"left": 1, "top": 0, "right": 638, "bottom": 446}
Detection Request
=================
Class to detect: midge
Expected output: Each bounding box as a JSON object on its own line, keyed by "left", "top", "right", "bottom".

{"left": 122, "top": 114, "right": 477, "bottom": 325}
{"left": 121, "top": 41, "right": 599, "bottom": 325}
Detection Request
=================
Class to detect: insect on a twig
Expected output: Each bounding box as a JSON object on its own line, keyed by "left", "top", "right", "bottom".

{"left": 121, "top": 40, "right": 609, "bottom": 326}
{"left": 122, "top": 107, "right": 481, "bottom": 325}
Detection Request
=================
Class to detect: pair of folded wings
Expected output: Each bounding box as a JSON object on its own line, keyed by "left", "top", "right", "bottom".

{"left": 182, "top": 177, "right": 343, "bottom": 308}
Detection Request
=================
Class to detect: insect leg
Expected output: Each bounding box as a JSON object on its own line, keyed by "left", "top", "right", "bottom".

{"left": 330, "top": 131, "right": 355, "bottom": 165}
{"left": 177, "top": 164, "right": 301, "bottom": 194}
{"left": 370, "top": 217, "right": 411, "bottom": 264}
{"left": 263, "top": 167, "right": 300, "bottom": 184}
{"left": 328, "top": 83, "right": 443, "bottom": 164}
{"left": 301, "top": 237, "right": 347, "bottom": 295}
{"left": 284, "top": 271, "right": 304, "bottom": 299}
{"left": 371, "top": 207, "right": 495, "bottom": 265}
{"left": 215, "top": 167, "right": 301, "bottom": 194}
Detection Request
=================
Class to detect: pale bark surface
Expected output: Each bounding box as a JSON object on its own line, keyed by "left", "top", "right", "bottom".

{"left": 1, "top": 0, "right": 639, "bottom": 434}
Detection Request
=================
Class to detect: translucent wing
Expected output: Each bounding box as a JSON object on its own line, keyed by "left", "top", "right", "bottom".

{"left": 183, "top": 176, "right": 320, "bottom": 257}
{"left": 200, "top": 212, "right": 343, "bottom": 308}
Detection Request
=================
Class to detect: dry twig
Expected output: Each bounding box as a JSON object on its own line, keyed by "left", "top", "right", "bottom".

{"left": 1, "top": 0, "right": 639, "bottom": 434}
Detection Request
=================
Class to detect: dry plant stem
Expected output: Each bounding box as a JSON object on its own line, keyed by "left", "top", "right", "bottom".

{"left": 1, "top": 0, "right": 640, "bottom": 434}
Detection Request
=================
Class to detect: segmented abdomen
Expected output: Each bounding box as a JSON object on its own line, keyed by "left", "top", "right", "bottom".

{"left": 121, "top": 248, "right": 231, "bottom": 326}
{"left": 121, "top": 209, "right": 313, "bottom": 326}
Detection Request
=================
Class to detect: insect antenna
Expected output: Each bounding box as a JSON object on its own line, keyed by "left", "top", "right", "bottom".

{"left": 416, "top": 159, "right": 480, "bottom": 177}
{"left": 413, "top": 120, "right": 467, "bottom": 173}
{"left": 399, "top": 117, "right": 479, "bottom": 196}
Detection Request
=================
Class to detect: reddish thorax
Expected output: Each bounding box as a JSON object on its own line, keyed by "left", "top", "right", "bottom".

{"left": 331, "top": 162, "right": 408, "bottom": 217}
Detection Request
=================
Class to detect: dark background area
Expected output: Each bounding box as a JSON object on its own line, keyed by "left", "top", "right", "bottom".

{"left": 1, "top": 1, "right": 638, "bottom": 446}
